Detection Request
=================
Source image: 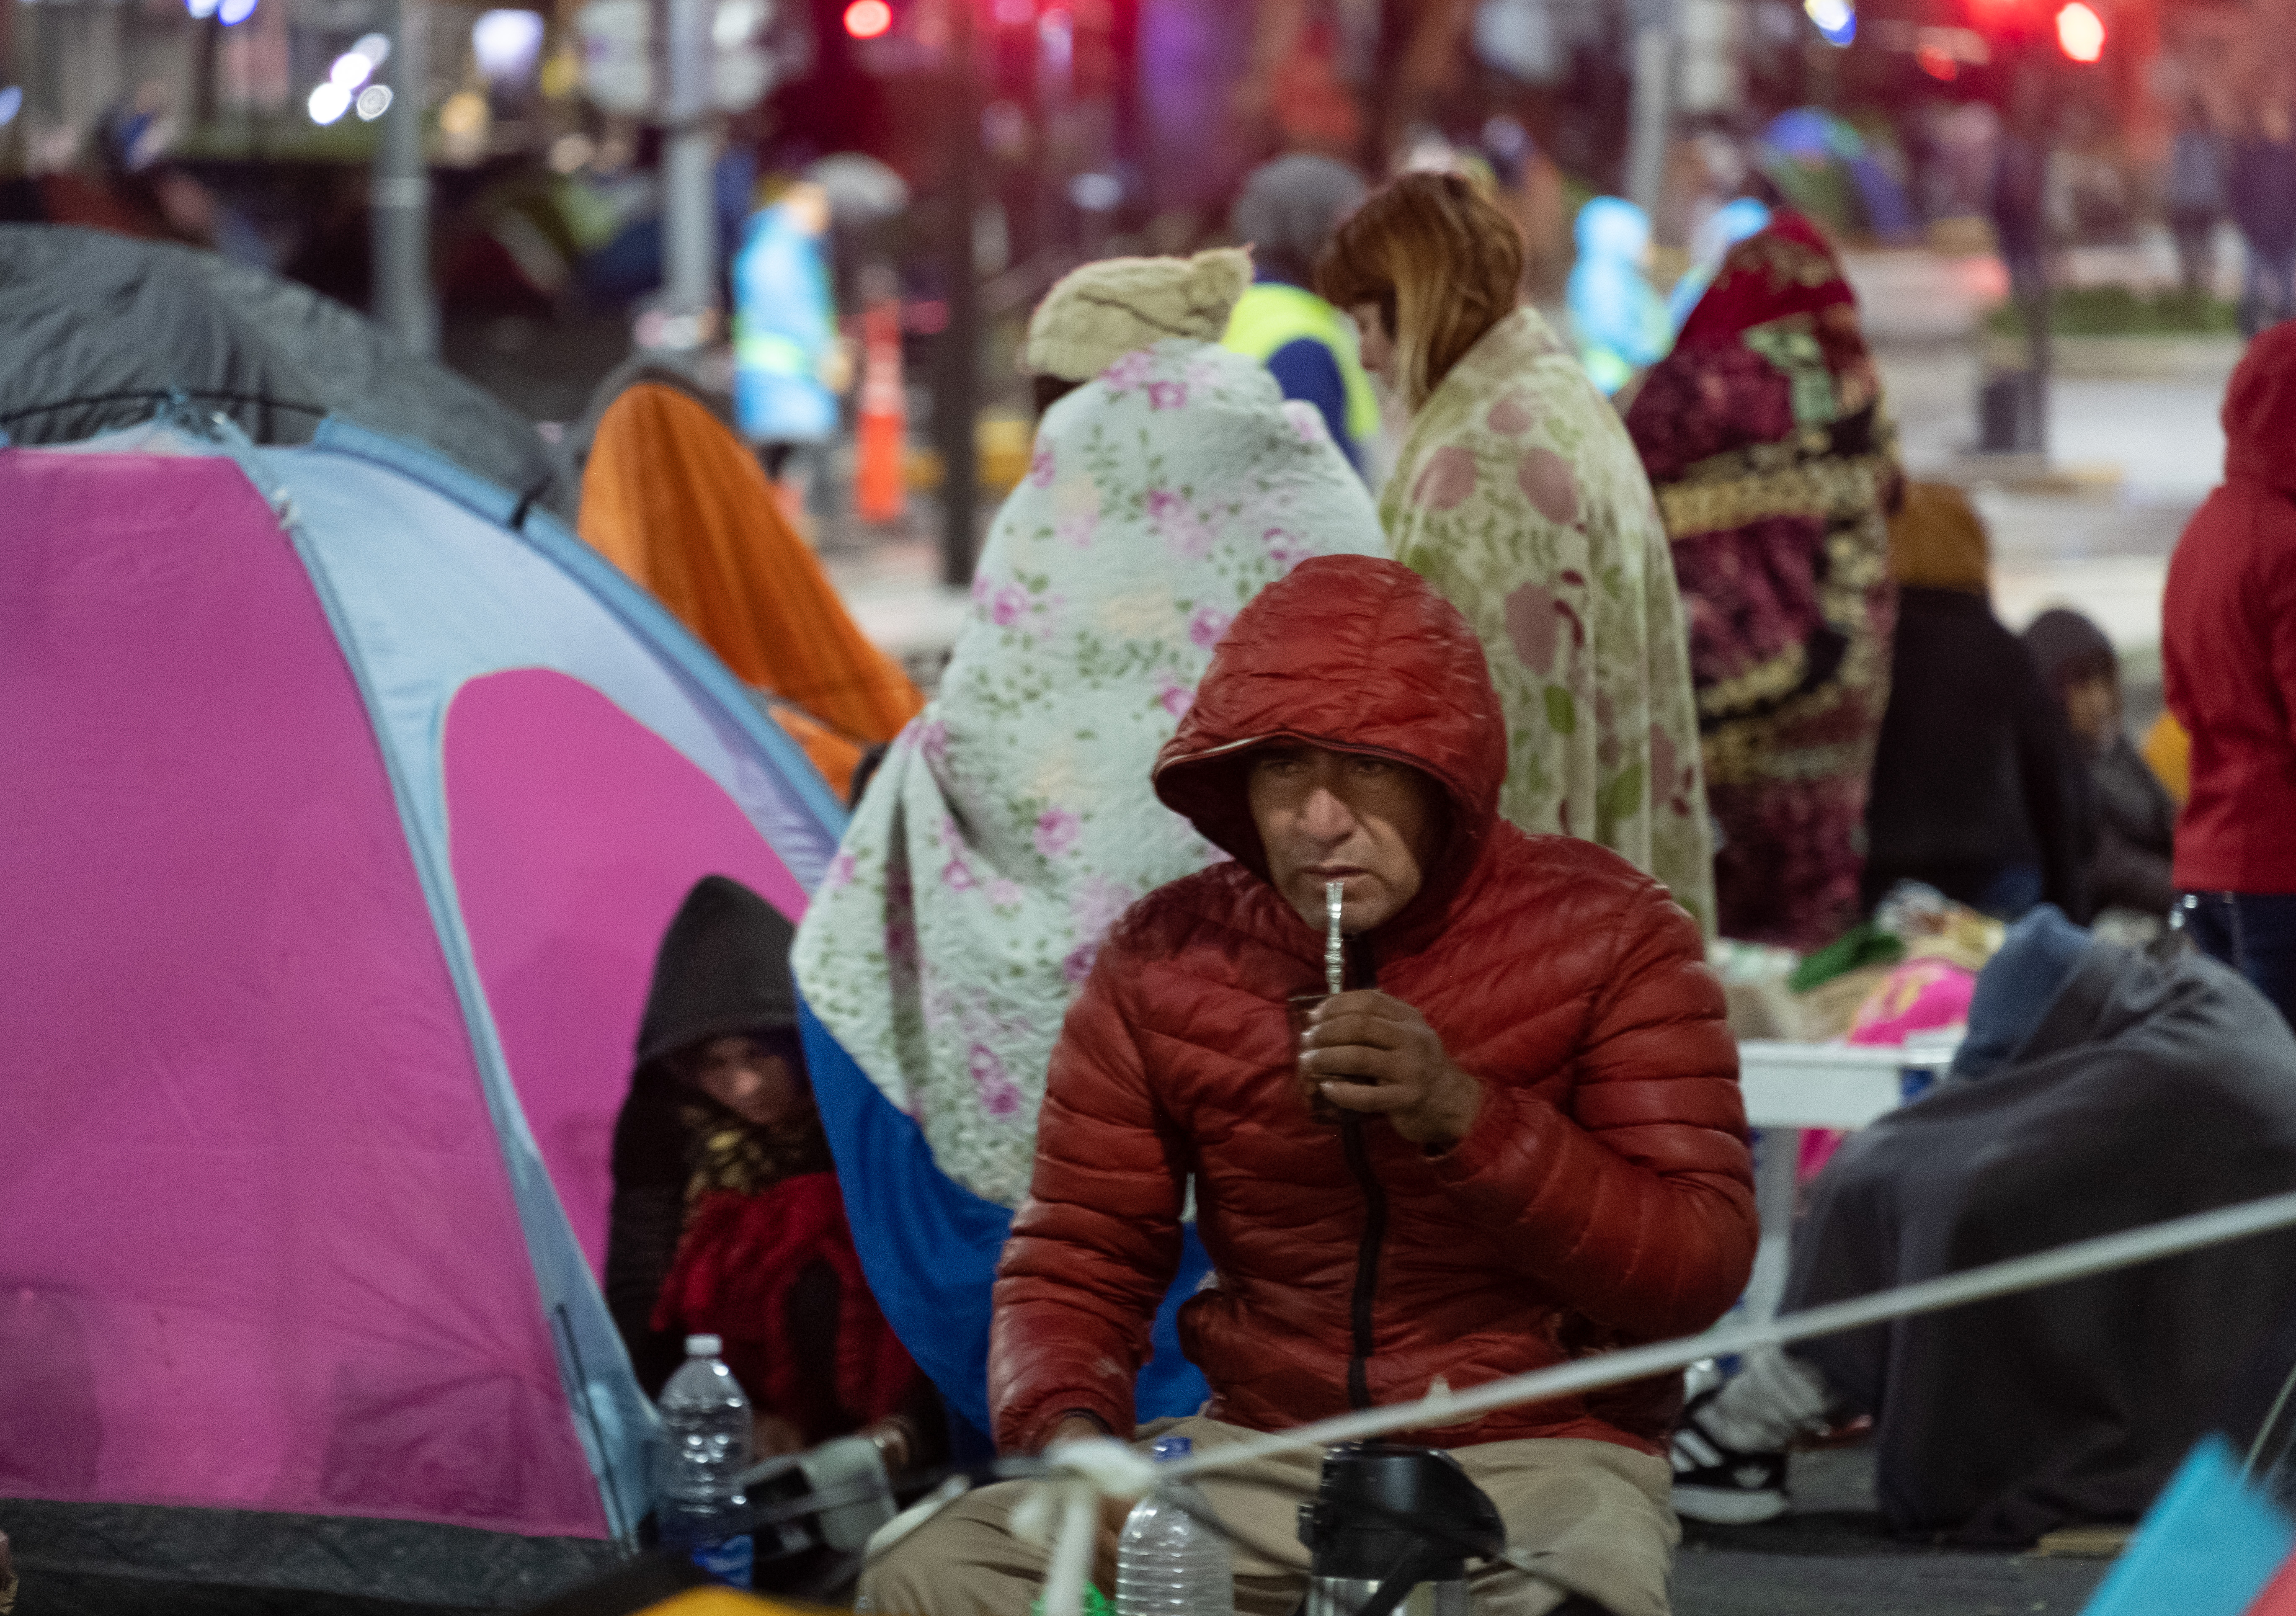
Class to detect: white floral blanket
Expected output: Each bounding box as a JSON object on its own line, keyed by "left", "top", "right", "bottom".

{"left": 792, "top": 340, "right": 1386, "bottom": 1206}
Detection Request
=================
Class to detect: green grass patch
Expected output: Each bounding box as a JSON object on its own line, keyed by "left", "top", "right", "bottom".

{"left": 1986, "top": 285, "right": 2240, "bottom": 338}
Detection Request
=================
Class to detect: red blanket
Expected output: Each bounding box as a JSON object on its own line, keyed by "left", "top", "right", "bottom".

{"left": 653, "top": 1171, "right": 921, "bottom": 1443}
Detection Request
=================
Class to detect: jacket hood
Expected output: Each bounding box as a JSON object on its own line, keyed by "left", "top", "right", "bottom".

{"left": 2021, "top": 607, "right": 2115, "bottom": 694}
{"left": 1152, "top": 555, "right": 1506, "bottom": 902}
{"left": 635, "top": 875, "right": 800, "bottom": 1067}
{"left": 2224, "top": 322, "right": 2296, "bottom": 493}
{"left": 1949, "top": 904, "right": 2092, "bottom": 1081}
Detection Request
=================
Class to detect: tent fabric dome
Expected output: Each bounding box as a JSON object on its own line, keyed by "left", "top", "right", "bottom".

{"left": 0, "top": 416, "right": 843, "bottom": 1600}
{"left": 0, "top": 224, "right": 563, "bottom": 510}
{"left": 2, "top": 404, "right": 1220, "bottom": 1604}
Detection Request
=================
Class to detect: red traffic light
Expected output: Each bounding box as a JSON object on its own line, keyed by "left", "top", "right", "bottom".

{"left": 2055, "top": 0, "right": 2104, "bottom": 59}
{"left": 844, "top": 0, "right": 892, "bottom": 37}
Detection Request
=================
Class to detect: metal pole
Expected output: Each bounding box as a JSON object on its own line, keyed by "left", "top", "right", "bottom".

{"left": 373, "top": 0, "right": 437, "bottom": 356}
{"left": 2029, "top": 59, "right": 2055, "bottom": 463}
{"left": 1624, "top": 19, "right": 1673, "bottom": 222}
{"left": 661, "top": 0, "right": 717, "bottom": 320}
{"left": 938, "top": 0, "right": 983, "bottom": 590}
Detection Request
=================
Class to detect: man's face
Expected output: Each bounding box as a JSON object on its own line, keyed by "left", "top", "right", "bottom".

{"left": 689, "top": 1035, "right": 808, "bottom": 1129}
{"left": 1248, "top": 744, "right": 1445, "bottom": 934}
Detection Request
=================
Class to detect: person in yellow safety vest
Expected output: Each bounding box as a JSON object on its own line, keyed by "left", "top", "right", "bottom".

{"left": 1223, "top": 154, "right": 1382, "bottom": 474}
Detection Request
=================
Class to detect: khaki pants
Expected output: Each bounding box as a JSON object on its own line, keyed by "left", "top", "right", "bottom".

{"left": 859, "top": 1417, "right": 1678, "bottom": 1616}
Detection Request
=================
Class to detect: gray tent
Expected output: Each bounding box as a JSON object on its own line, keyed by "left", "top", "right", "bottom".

{"left": 0, "top": 224, "right": 561, "bottom": 510}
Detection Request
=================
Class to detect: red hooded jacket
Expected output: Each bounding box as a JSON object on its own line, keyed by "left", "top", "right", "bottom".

{"left": 2166, "top": 323, "right": 2296, "bottom": 892}
{"left": 989, "top": 557, "right": 1755, "bottom": 1456}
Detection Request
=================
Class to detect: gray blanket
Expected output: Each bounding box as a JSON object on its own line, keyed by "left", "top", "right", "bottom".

{"left": 1787, "top": 938, "right": 2296, "bottom": 1543}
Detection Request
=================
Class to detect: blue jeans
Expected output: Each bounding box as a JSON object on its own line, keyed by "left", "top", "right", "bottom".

{"left": 2175, "top": 892, "right": 2296, "bottom": 1026}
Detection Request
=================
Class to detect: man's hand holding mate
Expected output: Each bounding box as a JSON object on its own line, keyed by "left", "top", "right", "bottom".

{"left": 1300, "top": 989, "right": 1483, "bottom": 1148}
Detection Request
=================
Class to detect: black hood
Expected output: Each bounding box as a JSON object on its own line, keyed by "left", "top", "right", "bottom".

{"left": 635, "top": 876, "right": 799, "bottom": 1068}
{"left": 2020, "top": 607, "right": 2115, "bottom": 696}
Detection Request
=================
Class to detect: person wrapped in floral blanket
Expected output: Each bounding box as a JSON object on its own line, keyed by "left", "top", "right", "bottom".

{"left": 792, "top": 248, "right": 1387, "bottom": 1211}
{"left": 1623, "top": 210, "right": 1904, "bottom": 950}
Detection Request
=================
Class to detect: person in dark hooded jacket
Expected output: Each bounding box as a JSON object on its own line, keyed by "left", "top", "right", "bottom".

{"left": 2164, "top": 322, "right": 2296, "bottom": 1024}
{"left": 605, "top": 874, "right": 940, "bottom": 1468}
{"left": 860, "top": 556, "right": 1756, "bottom": 1616}
{"left": 1862, "top": 482, "right": 2095, "bottom": 920}
{"left": 1670, "top": 906, "right": 2296, "bottom": 1540}
{"left": 2022, "top": 607, "right": 2177, "bottom": 920}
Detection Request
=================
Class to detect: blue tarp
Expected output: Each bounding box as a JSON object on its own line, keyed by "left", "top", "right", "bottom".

{"left": 802, "top": 1000, "right": 1213, "bottom": 1438}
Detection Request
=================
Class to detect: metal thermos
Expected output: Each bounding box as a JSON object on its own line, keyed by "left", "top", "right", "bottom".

{"left": 1298, "top": 1443, "right": 1506, "bottom": 1616}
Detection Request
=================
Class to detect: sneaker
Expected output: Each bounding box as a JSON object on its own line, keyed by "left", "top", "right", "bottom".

{"left": 1670, "top": 1391, "right": 1790, "bottom": 1524}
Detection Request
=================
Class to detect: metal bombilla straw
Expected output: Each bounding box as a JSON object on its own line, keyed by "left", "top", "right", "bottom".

{"left": 1326, "top": 879, "right": 1345, "bottom": 996}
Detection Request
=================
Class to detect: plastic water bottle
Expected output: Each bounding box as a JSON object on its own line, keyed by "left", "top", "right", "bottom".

{"left": 1116, "top": 1436, "right": 1235, "bottom": 1616}
{"left": 658, "top": 1334, "right": 755, "bottom": 1588}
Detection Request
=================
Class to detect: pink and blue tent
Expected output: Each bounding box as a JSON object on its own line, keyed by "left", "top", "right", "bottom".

{"left": 0, "top": 416, "right": 846, "bottom": 1603}
{"left": 0, "top": 410, "right": 1207, "bottom": 1604}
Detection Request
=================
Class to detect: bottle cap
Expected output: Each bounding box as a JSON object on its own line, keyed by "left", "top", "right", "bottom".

{"left": 685, "top": 1334, "right": 723, "bottom": 1357}
{"left": 1152, "top": 1435, "right": 1192, "bottom": 1461}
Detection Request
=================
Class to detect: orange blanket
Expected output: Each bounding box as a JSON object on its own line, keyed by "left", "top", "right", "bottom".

{"left": 579, "top": 383, "right": 923, "bottom": 796}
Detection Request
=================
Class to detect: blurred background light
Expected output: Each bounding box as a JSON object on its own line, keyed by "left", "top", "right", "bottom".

{"left": 472, "top": 9, "right": 546, "bottom": 84}
{"left": 308, "top": 80, "right": 351, "bottom": 124}
{"left": 1068, "top": 171, "right": 1121, "bottom": 211}
{"left": 1803, "top": 0, "right": 1856, "bottom": 46}
{"left": 2056, "top": 1, "right": 2105, "bottom": 59}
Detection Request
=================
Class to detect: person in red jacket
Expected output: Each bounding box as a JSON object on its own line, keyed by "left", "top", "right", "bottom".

{"left": 859, "top": 556, "right": 1756, "bottom": 1616}
{"left": 2164, "top": 321, "right": 2296, "bottom": 1023}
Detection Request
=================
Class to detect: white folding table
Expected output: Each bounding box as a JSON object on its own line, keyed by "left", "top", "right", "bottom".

{"left": 1734, "top": 1039, "right": 1959, "bottom": 1321}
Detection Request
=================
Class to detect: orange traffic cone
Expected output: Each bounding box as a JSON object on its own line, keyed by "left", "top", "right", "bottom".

{"left": 855, "top": 286, "right": 906, "bottom": 524}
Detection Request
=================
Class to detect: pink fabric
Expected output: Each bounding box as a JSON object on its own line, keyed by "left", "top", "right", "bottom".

{"left": 443, "top": 668, "right": 804, "bottom": 1276}
{"left": 1800, "top": 957, "right": 1977, "bottom": 1181}
{"left": 0, "top": 452, "right": 603, "bottom": 1534}
{"left": 1846, "top": 959, "right": 1976, "bottom": 1048}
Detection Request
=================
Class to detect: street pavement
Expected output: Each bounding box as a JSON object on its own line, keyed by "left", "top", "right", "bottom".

{"left": 1673, "top": 1447, "right": 2114, "bottom": 1615}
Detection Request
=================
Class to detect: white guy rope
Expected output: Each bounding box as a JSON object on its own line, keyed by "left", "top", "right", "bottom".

{"left": 1024, "top": 1184, "right": 2296, "bottom": 1515}
{"left": 1145, "top": 1188, "right": 2296, "bottom": 1485}
{"left": 1019, "top": 1185, "right": 2296, "bottom": 1611}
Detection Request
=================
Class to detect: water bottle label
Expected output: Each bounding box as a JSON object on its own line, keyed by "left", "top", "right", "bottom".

{"left": 691, "top": 1534, "right": 754, "bottom": 1588}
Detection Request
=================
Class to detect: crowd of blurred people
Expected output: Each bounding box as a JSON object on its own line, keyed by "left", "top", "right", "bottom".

{"left": 16, "top": 27, "right": 2296, "bottom": 1613}
{"left": 578, "top": 133, "right": 2296, "bottom": 1610}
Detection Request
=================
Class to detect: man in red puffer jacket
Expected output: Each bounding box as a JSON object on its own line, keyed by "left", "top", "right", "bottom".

{"left": 861, "top": 556, "right": 1755, "bottom": 1616}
